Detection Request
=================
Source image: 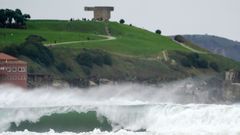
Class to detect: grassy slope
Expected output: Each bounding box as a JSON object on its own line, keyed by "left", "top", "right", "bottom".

{"left": 0, "top": 20, "right": 105, "bottom": 48}
{"left": 55, "top": 21, "right": 188, "bottom": 57}
{"left": 1, "top": 20, "right": 240, "bottom": 82}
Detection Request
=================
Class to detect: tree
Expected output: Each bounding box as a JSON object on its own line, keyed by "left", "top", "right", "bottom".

{"left": 0, "top": 9, "right": 7, "bottom": 27}
{"left": 0, "top": 8, "right": 30, "bottom": 28}
{"left": 5, "top": 9, "right": 15, "bottom": 25}
{"left": 155, "top": 29, "right": 161, "bottom": 35}
{"left": 23, "top": 14, "right": 31, "bottom": 20}
{"left": 2, "top": 35, "right": 54, "bottom": 66}
{"left": 119, "top": 19, "right": 125, "bottom": 24}
{"left": 14, "top": 9, "right": 24, "bottom": 25}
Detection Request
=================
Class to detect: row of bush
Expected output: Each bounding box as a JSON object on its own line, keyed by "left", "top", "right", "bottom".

{"left": 181, "top": 53, "right": 219, "bottom": 71}
{"left": 76, "top": 49, "right": 112, "bottom": 67}
{"left": 76, "top": 49, "right": 112, "bottom": 75}
{"left": 2, "top": 35, "right": 54, "bottom": 66}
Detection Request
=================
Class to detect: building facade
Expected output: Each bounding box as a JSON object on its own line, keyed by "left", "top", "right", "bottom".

{"left": 85, "top": 6, "right": 114, "bottom": 21}
{"left": 225, "top": 70, "right": 240, "bottom": 83}
{"left": 0, "top": 53, "right": 27, "bottom": 88}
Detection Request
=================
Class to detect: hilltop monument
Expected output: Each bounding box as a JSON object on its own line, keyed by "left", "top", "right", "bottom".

{"left": 85, "top": 6, "right": 114, "bottom": 21}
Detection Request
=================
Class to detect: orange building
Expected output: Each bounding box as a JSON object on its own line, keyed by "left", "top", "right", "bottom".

{"left": 0, "top": 53, "right": 27, "bottom": 88}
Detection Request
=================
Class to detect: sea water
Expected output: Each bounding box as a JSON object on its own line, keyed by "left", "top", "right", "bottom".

{"left": 0, "top": 82, "right": 239, "bottom": 135}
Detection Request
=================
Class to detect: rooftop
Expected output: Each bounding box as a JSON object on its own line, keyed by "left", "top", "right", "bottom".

{"left": 85, "top": 6, "right": 114, "bottom": 11}
{"left": 0, "top": 53, "right": 27, "bottom": 64}
{"left": 0, "top": 53, "right": 17, "bottom": 61}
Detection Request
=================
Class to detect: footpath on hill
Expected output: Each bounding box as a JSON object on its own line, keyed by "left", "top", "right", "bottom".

{"left": 46, "top": 23, "right": 116, "bottom": 46}
{"left": 45, "top": 22, "right": 207, "bottom": 61}
{"left": 173, "top": 40, "right": 208, "bottom": 54}
{"left": 45, "top": 35, "right": 116, "bottom": 46}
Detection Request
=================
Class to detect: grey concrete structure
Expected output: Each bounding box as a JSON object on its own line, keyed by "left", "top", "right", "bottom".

{"left": 85, "top": 6, "right": 114, "bottom": 21}
{"left": 225, "top": 70, "right": 240, "bottom": 83}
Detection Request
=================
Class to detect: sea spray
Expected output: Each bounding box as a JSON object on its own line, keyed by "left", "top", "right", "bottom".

{"left": 0, "top": 104, "right": 240, "bottom": 134}
{"left": 0, "top": 82, "right": 239, "bottom": 134}
{"left": 0, "top": 80, "right": 212, "bottom": 108}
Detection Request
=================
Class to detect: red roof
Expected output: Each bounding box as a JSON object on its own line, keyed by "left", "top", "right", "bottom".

{"left": 0, "top": 53, "right": 17, "bottom": 61}
{"left": 0, "top": 53, "right": 27, "bottom": 64}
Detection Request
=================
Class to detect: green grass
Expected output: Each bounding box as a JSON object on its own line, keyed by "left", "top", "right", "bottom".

{"left": 49, "top": 21, "right": 188, "bottom": 57}
{"left": 0, "top": 29, "right": 104, "bottom": 46}
{"left": 0, "top": 20, "right": 188, "bottom": 57}
{"left": 27, "top": 20, "right": 106, "bottom": 34}
{"left": 1, "top": 19, "right": 240, "bottom": 81}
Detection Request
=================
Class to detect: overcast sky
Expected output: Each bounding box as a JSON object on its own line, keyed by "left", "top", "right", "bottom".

{"left": 1, "top": 0, "right": 240, "bottom": 41}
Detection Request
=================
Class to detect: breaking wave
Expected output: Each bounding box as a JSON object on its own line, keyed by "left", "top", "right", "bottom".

{"left": 0, "top": 82, "right": 240, "bottom": 135}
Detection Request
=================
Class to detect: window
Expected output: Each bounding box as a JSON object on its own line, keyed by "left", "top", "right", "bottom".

{"left": 22, "top": 67, "right": 26, "bottom": 72}
{"left": 0, "top": 67, "right": 4, "bottom": 70}
{"left": 6, "top": 67, "right": 11, "bottom": 72}
{"left": 18, "top": 67, "right": 22, "bottom": 72}
{"left": 12, "top": 67, "right": 17, "bottom": 72}
{"left": 18, "top": 67, "right": 26, "bottom": 72}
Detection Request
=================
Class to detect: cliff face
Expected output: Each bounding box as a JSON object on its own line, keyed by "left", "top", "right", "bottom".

{"left": 222, "top": 70, "right": 240, "bottom": 102}
{"left": 183, "top": 35, "right": 240, "bottom": 62}
{"left": 223, "top": 82, "right": 240, "bottom": 102}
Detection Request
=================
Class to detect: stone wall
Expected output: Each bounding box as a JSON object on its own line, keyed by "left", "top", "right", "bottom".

{"left": 225, "top": 70, "right": 240, "bottom": 83}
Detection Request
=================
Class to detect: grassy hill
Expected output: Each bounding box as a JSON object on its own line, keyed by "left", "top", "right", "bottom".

{"left": 1, "top": 20, "right": 240, "bottom": 86}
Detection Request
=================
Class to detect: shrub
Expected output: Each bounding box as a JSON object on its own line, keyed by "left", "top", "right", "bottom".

{"left": 210, "top": 62, "right": 220, "bottom": 72}
{"left": 2, "top": 35, "right": 54, "bottom": 66}
{"left": 155, "top": 29, "right": 161, "bottom": 35}
{"left": 196, "top": 59, "right": 209, "bottom": 68}
{"left": 2, "top": 44, "right": 20, "bottom": 57}
{"left": 103, "top": 54, "right": 112, "bottom": 65}
{"left": 76, "top": 51, "right": 94, "bottom": 68}
{"left": 81, "top": 66, "right": 91, "bottom": 75}
{"left": 76, "top": 49, "right": 112, "bottom": 75}
{"left": 181, "top": 58, "right": 192, "bottom": 67}
{"left": 174, "top": 35, "right": 186, "bottom": 43}
{"left": 119, "top": 19, "right": 125, "bottom": 24}
{"left": 181, "top": 53, "right": 209, "bottom": 69}
{"left": 56, "top": 63, "right": 70, "bottom": 73}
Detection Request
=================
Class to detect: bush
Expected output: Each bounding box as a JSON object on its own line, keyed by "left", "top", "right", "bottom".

{"left": 196, "top": 59, "right": 209, "bottom": 68}
{"left": 155, "top": 29, "right": 161, "bottom": 35}
{"left": 181, "top": 53, "right": 209, "bottom": 69}
{"left": 174, "top": 35, "right": 186, "bottom": 43}
{"left": 76, "top": 51, "right": 94, "bottom": 68}
{"left": 119, "top": 19, "right": 125, "bottom": 24}
{"left": 210, "top": 62, "right": 220, "bottom": 72}
{"left": 81, "top": 66, "right": 91, "bottom": 75}
{"left": 181, "top": 58, "right": 192, "bottom": 67}
{"left": 56, "top": 63, "right": 70, "bottom": 73}
{"left": 2, "top": 35, "right": 54, "bottom": 66}
{"left": 76, "top": 49, "right": 112, "bottom": 68}
{"left": 103, "top": 54, "right": 112, "bottom": 65}
{"left": 2, "top": 44, "right": 20, "bottom": 56}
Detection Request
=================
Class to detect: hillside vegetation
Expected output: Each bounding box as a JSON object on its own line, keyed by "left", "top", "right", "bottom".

{"left": 1, "top": 20, "right": 240, "bottom": 86}
{"left": 183, "top": 35, "right": 240, "bottom": 62}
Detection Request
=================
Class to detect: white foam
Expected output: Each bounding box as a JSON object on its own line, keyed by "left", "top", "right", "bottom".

{"left": 0, "top": 83, "right": 240, "bottom": 134}
{"left": 1, "top": 128, "right": 240, "bottom": 135}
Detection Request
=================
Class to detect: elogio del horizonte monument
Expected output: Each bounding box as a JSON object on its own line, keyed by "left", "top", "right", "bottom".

{"left": 85, "top": 6, "right": 114, "bottom": 21}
